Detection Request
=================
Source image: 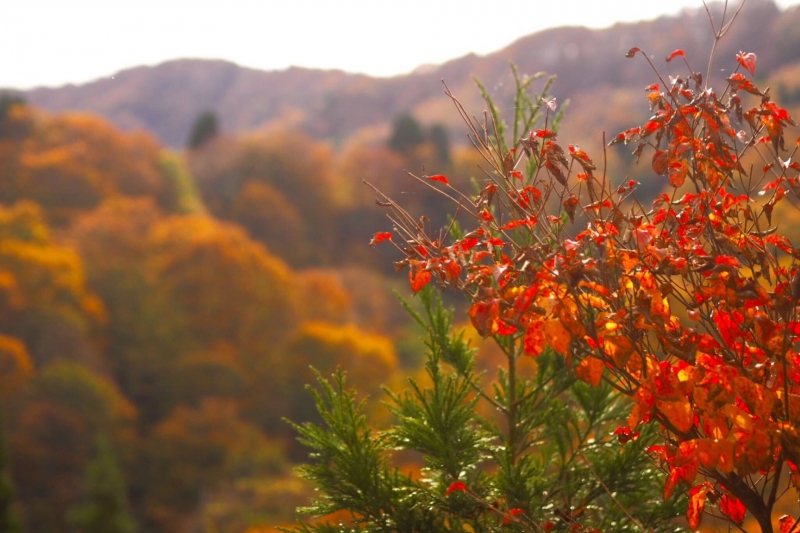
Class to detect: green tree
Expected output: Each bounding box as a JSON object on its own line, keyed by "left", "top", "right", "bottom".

{"left": 428, "top": 123, "right": 451, "bottom": 165}
{"left": 67, "top": 435, "right": 136, "bottom": 533}
{"left": 290, "top": 290, "right": 684, "bottom": 533}
{"left": 187, "top": 110, "right": 220, "bottom": 149}
{"left": 387, "top": 113, "right": 425, "bottom": 154}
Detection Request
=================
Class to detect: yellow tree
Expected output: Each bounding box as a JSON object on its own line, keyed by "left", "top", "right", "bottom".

{"left": 0, "top": 109, "right": 168, "bottom": 225}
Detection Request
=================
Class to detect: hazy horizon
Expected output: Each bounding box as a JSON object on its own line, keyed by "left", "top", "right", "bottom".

{"left": 7, "top": 0, "right": 798, "bottom": 91}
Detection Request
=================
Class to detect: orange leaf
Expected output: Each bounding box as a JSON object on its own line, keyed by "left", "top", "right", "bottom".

{"left": 576, "top": 356, "right": 605, "bottom": 386}
{"left": 687, "top": 484, "right": 710, "bottom": 530}
{"left": 543, "top": 318, "right": 572, "bottom": 356}
{"left": 657, "top": 397, "right": 693, "bottom": 433}
{"left": 696, "top": 438, "right": 735, "bottom": 474}
{"left": 501, "top": 218, "right": 536, "bottom": 230}
{"left": 603, "top": 335, "right": 634, "bottom": 369}
{"left": 524, "top": 317, "right": 546, "bottom": 356}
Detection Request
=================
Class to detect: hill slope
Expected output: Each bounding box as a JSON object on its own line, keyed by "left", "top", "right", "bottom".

{"left": 17, "top": 0, "right": 800, "bottom": 148}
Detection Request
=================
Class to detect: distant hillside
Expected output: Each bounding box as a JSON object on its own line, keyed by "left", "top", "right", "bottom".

{"left": 16, "top": 0, "right": 800, "bottom": 148}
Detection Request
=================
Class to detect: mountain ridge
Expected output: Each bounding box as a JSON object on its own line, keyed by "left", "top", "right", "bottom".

{"left": 15, "top": 0, "right": 800, "bottom": 148}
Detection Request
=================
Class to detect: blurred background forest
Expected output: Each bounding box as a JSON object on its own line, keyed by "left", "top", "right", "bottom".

{"left": 3, "top": 1, "right": 800, "bottom": 531}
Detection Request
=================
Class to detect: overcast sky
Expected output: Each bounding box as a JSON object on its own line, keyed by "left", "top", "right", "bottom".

{"left": 4, "top": 0, "right": 797, "bottom": 90}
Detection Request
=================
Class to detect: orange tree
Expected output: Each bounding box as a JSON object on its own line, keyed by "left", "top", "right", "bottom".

{"left": 367, "top": 16, "right": 800, "bottom": 533}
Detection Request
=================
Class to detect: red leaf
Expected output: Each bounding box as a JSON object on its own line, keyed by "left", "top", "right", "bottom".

{"left": 501, "top": 218, "right": 536, "bottom": 230}
{"left": 510, "top": 171, "right": 523, "bottom": 180}
{"left": 409, "top": 261, "right": 431, "bottom": 294}
{"left": 643, "top": 120, "right": 662, "bottom": 136}
{"left": 532, "top": 129, "right": 557, "bottom": 139}
{"left": 719, "top": 494, "right": 746, "bottom": 524}
{"left": 652, "top": 150, "right": 668, "bottom": 175}
{"left": 687, "top": 484, "right": 711, "bottom": 530}
{"left": 370, "top": 232, "right": 393, "bottom": 247}
{"left": 626, "top": 47, "right": 642, "bottom": 58}
{"left": 428, "top": 174, "right": 449, "bottom": 185}
{"left": 479, "top": 208, "right": 494, "bottom": 221}
{"left": 666, "top": 49, "right": 685, "bottom": 62}
{"left": 781, "top": 515, "right": 800, "bottom": 533}
{"left": 446, "top": 481, "right": 467, "bottom": 495}
{"left": 443, "top": 259, "right": 461, "bottom": 282}
{"left": 736, "top": 51, "right": 757, "bottom": 76}
{"left": 614, "top": 426, "right": 640, "bottom": 444}
{"left": 459, "top": 237, "right": 479, "bottom": 251}
{"left": 503, "top": 508, "right": 523, "bottom": 525}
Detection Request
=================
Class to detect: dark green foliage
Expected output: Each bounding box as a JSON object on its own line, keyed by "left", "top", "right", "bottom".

{"left": 289, "top": 289, "right": 686, "bottom": 533}
{"left": 67, "top": 435, "right": 136, "bottom": 533}
{"left": 289, "top": 370, "right": 445, "bottom": 533}
{"left": 387, "top": 113, "right": 425, "bottom": 154}
{"left": 428, "top": 124, "right": 451, "bottom": 165}
{"left": 0, "top": 410, "right": 21, "bottom": 533}
{"left": 187, "top": 110, "right": 220, "bottom": 149}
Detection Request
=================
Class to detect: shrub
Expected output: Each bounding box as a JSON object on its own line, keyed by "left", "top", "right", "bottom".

{"left": 294, "top": 4, "right": 800, "bottom": 532}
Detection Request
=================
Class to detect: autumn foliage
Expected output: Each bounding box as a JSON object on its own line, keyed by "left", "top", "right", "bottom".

{"left": 372, "top": 42, "right": 800, "bottom": 533}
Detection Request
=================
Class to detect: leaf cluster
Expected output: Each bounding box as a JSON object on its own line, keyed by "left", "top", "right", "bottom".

{"left": 369, "top": 24, "right": 800, "bottom": 533}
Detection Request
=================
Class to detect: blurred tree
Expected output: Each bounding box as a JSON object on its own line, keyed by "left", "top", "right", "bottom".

{"left": 0, "top": 109, "right": 168, "bottom": 224}
{"left": 140, "top": 399, "right": 275, "bottom": 532}
{"left": 388, "top": 113, "right": 425, "bottom": 154}
{"left": 170, "top": 342, "right": 248, "bottom": 406}
{"left": 282, "top": 321, "right": 398, "bottom": 426}
{"left": 189, "top": 129, "right": 341, "bottom": 266}
{"left": 148, "top": 214, "right": 297, "bottom": 350}
{"left": 187, "top": 110, "right": 219, "bottom": 150}
{"left": 427, "top": 123, "right": 451, "bottom": 165}
{"left": 0, "top": 96, "right": 24, "bottom": 124}
{"left": 8, "top": 362, "right": 135, "bottom": 533}
{"left": 293, "top": 269, "right": 351, "bottom": 325}
{"left": 0, "top": 201, "right": 104, "bottom": 368}
{"left": 231, "top": 180, "right": 305, "bottom": 262}
{"left": 67, "top": 435, "right": 137, "bottom": 533}
{"left": 70, "top": 198, "right": 189, "bottom": 423}
{"left": 158, "top": 152, "right": 207, "bottom": 215}
{"left": 0, "top": 410, "right": 21, "bottom": 533}
{"left": 0, "top": 336, "right": 33, "bottom": 401}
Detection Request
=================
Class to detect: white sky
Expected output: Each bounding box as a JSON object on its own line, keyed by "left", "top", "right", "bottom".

{"left": 3, "top": 0, "right": 798, "bottom": 90}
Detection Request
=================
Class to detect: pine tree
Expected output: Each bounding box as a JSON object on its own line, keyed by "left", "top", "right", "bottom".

{"left": 67, "top": 436, "right": 136, "bottom": 533}
{"left": 289, "top": 289, "right": 685, "bottom": 533}
{"left": 187, "top": 110, "right": 219, "bottom": 149}
{"left": 387, "top": 113, "right": 425, "bottom": 154}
